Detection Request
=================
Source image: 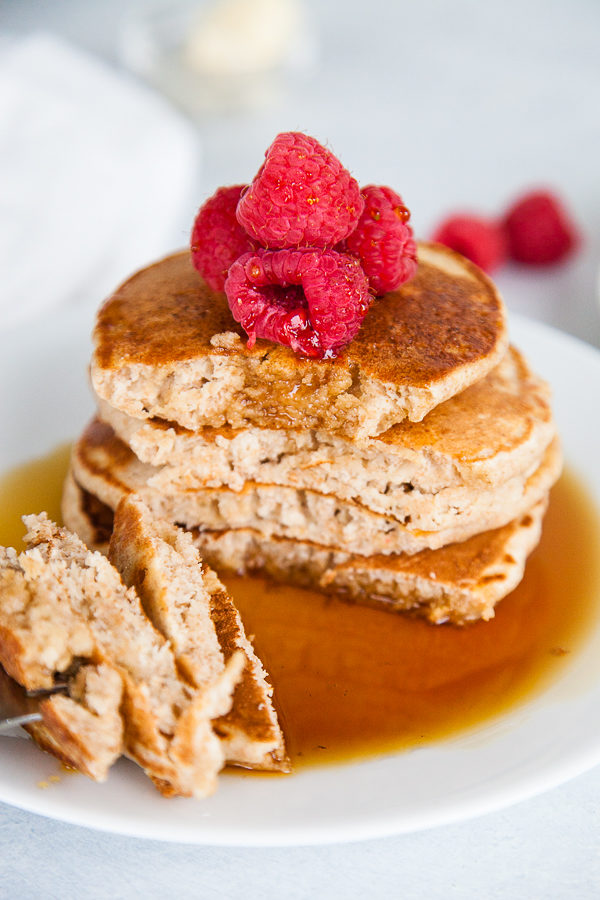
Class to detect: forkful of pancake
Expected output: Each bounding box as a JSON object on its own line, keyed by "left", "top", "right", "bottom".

{"left": 0, "top": 132, "right": 560, "bottom": 796}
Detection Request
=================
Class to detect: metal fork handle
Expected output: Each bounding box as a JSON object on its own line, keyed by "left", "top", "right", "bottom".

{"left": 0, "top": 666, "right": 68, "bottom": 734}
{"left": 0, "top": 712, "right": 42, "bottom": 734}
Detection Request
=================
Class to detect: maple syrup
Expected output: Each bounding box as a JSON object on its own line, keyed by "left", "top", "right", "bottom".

{"left": 0, "top": 444, "right": 72, "bottom": 549}
{"left": 1, "top": 446, "right": 599, "bottom": 771}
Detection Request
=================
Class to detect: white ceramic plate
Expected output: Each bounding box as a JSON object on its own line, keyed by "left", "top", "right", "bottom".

{"left": 1, "top": 306, "right": 600, "bottom": 846}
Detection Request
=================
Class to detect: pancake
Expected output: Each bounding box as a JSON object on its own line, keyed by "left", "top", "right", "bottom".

{"left": 91, "top": 243, "right": 508, "bottom": 439}
{"left": 68, "top": 419, "right": 561, "bottom": 556}
{"left": 97, "top": 346, "right": 556, "bottom": 511}
{"left": 62, "top": 475, "right": 547, "bottom": 625}
{"left": 109, "top": 495, "right": 288, "bottom": 772}
{"left": 0, "top": 514, "right": 244, "bottom": 796}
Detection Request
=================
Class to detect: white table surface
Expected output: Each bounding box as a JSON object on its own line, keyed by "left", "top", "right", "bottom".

{"left": 1, "top": 0, "right": 600, "bottom": 896}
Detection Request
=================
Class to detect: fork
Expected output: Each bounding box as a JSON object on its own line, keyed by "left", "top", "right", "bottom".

{"left": 0, "top": 665, "right": 68, "bottom": 734}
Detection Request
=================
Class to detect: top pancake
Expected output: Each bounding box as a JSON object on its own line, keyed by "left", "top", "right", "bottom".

{"left": 91, "top": 242, "right": 508, "bottom": 438}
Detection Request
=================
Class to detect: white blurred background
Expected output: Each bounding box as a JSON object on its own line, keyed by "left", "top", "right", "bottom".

{"left": 2, "top": 3, "right": 600, "bottom": 896}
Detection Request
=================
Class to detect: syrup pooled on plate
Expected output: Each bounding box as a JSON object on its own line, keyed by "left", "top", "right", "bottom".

{"left": 0, "top": 444, "right": 72, "bottom": 548}
{"left": 1, "top": 447, "right": 599, "bottom": 769}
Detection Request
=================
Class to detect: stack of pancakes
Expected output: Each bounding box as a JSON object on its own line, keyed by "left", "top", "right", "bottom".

{"left": 63, "top": 242, "right": 561, "bottom": 624}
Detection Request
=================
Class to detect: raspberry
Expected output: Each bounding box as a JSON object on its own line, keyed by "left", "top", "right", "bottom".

{"left": 191, "top": 185, "right": 257, "bottom": 291}
{"left": 236, "top": 132, "right": 364, "bottom": 249}
{"left": 503, "top": 190, "right": 578, "bottom": 265}
{"left": 432, "top": 215, "right": 507, "bottom": 273}
{"left": 225, "top": 248, "right": 372, "bottom": 358}
{"left": 341, "top": 185, "right": 418, "bottom": 294}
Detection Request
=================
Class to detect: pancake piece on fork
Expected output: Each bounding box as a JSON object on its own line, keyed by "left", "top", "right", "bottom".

{"left": 109, "top": 495, "right": 289, "bottom": 772}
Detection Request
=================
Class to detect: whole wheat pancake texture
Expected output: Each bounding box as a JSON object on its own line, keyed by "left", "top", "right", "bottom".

{"left": 97, "top": 346, "right": 556, "bottom": 510}
{"left": 62, "top": 476, "right": 548, "bottom": 625}
{"left": 68, "top": 417, "right": 561, "bottom": 557}
{"left": 0, "top": 514, "right": 244, "bottom": 795}
{"left": 0, "top": 504, "right": 289, "bottom": 789}
{"left": 109, "top": 495, "right": 288, "bottom": 772}
{"left": 91, "top": 243, "right": 508, "bottom": 439}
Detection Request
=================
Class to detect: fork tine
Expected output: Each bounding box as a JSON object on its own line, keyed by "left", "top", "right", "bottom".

{"left": 0, "top": 712, "right": 42, "bottom": 734}
{"left": 0, "top": 665, "right": 67, "bottom": 733}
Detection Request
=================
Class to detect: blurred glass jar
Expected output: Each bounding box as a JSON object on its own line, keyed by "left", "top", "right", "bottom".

{"left": 120, "top": 0, "right": 317, "bottom": 115}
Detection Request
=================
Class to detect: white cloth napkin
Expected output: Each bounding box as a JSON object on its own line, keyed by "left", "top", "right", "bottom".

{"left": 0, "top": 33, "right": 200, "bottom": 331}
